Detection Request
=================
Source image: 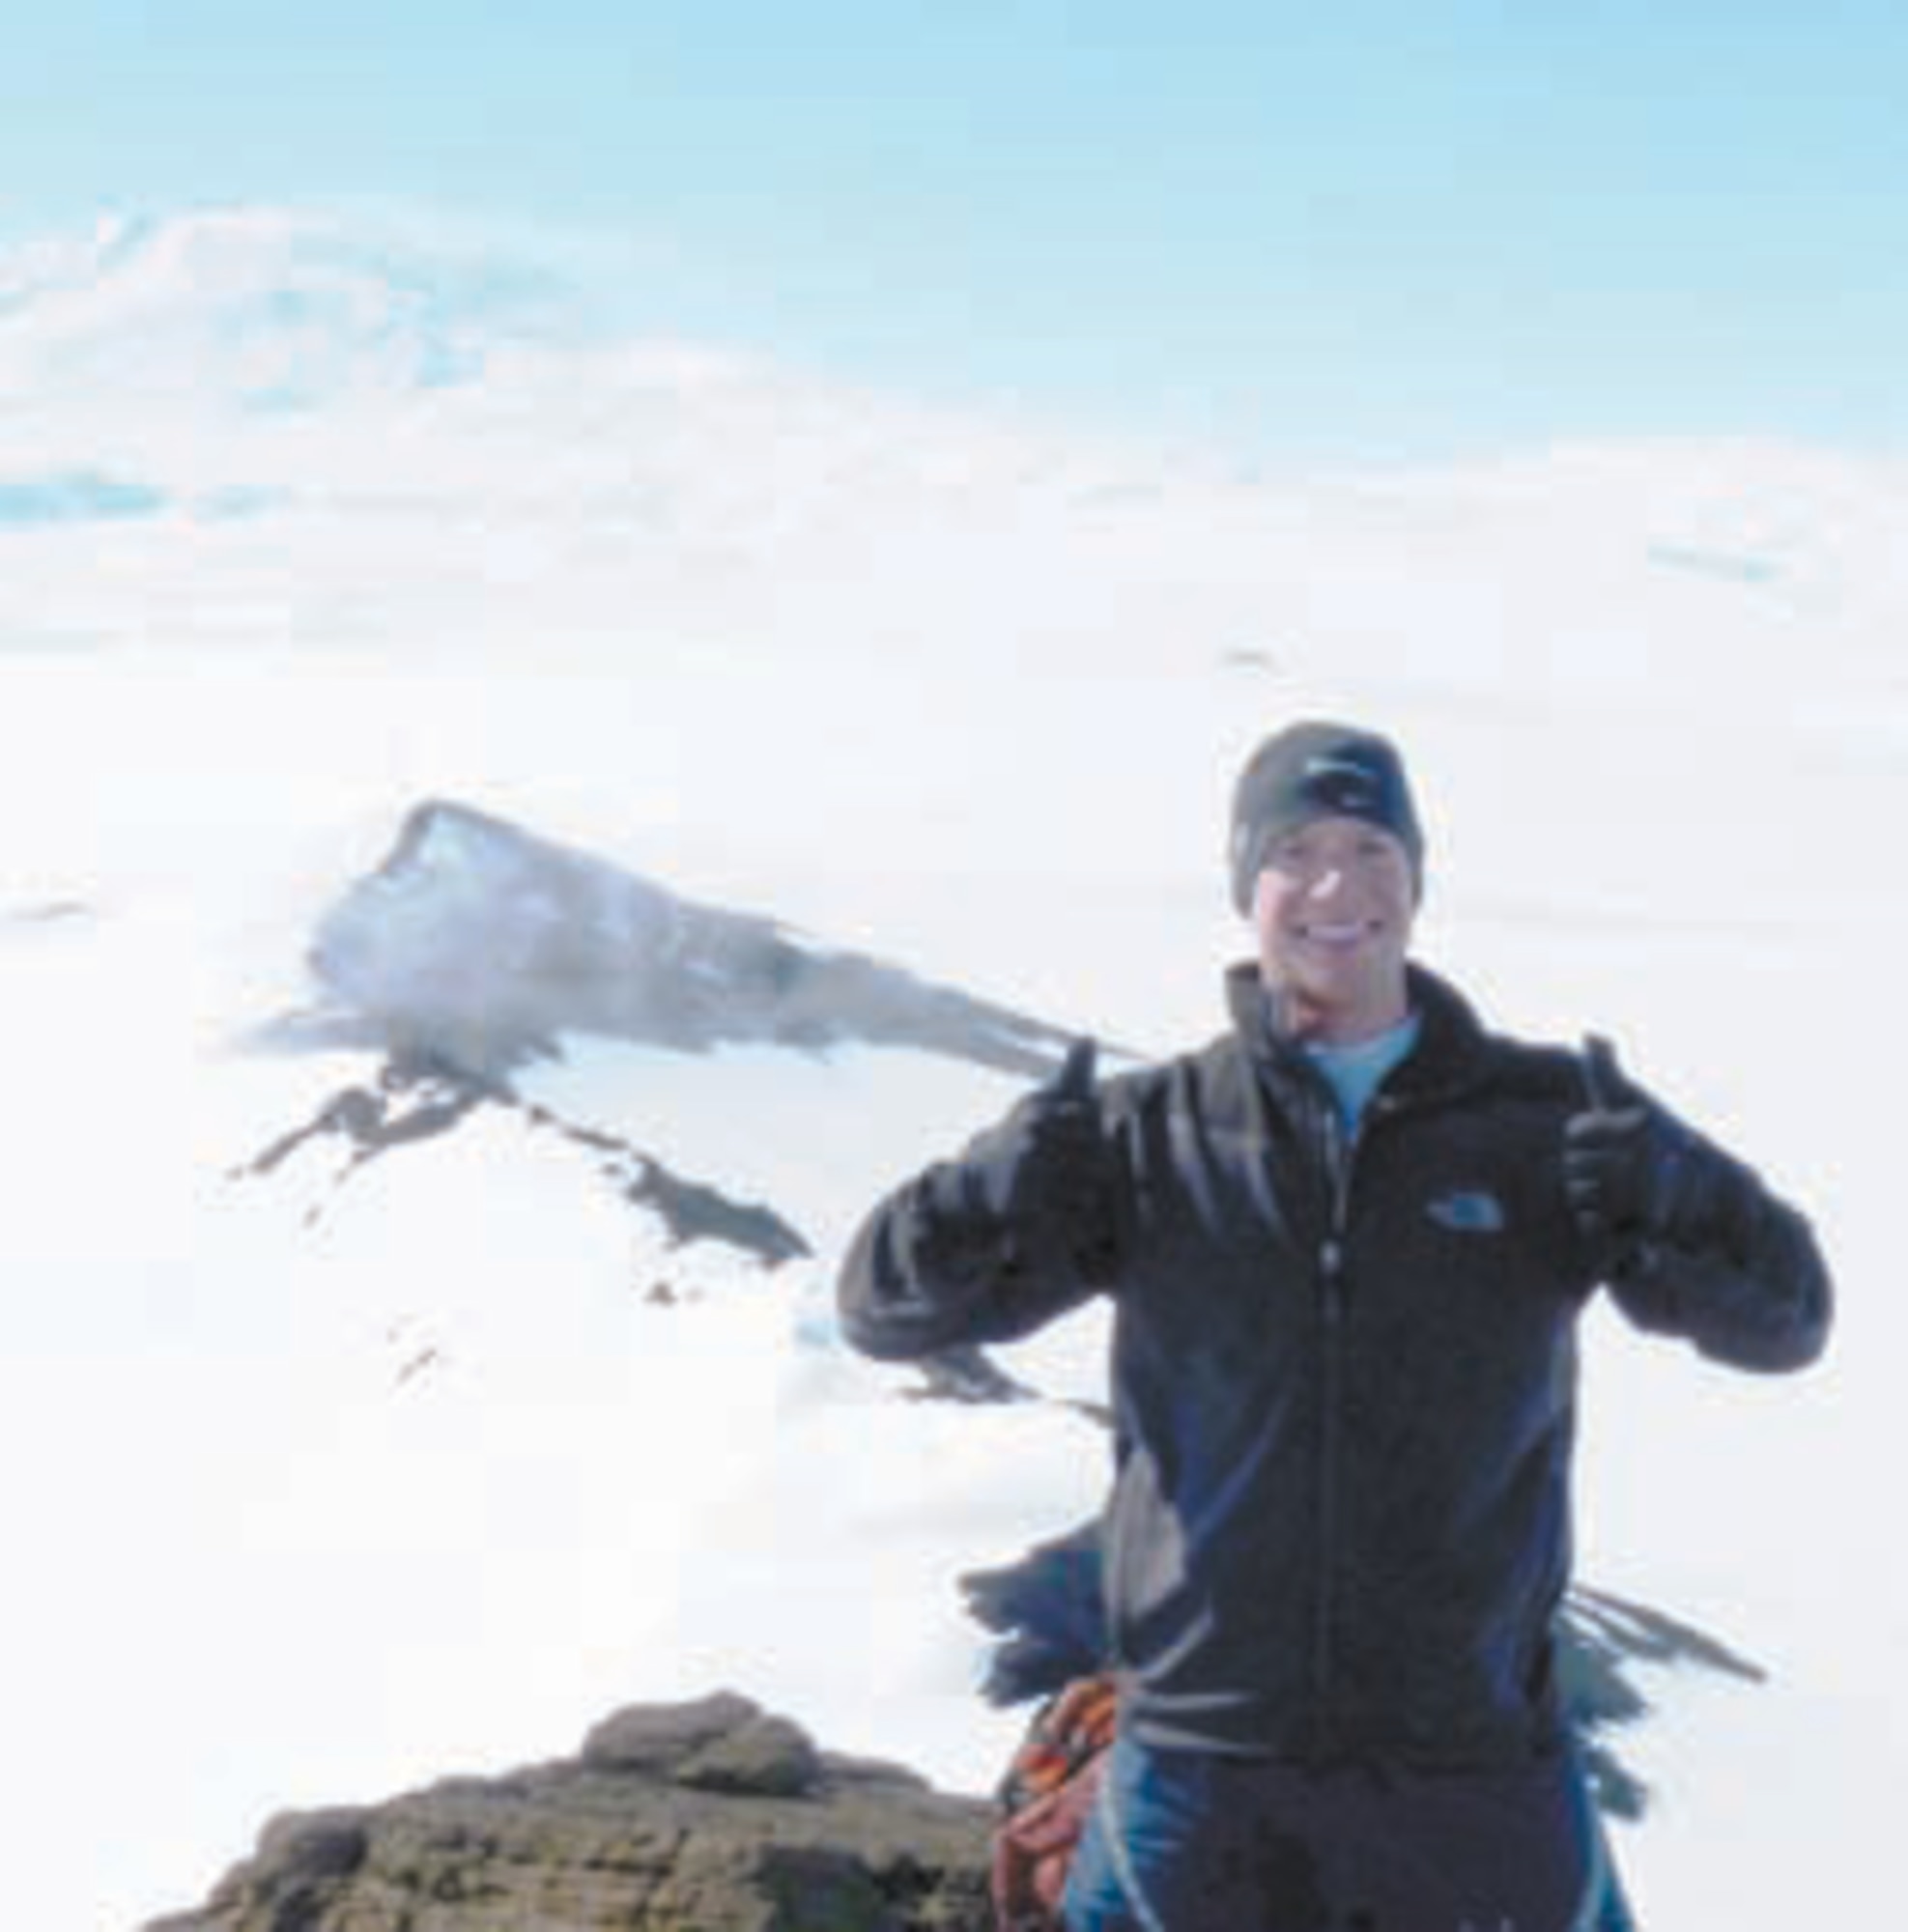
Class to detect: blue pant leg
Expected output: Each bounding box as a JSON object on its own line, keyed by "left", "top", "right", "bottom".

{"left": 1062, "top": 1736, "right": 1215, "bottom": 1932}
{"left": 1068, "top": 1735, "right": 1631, "bottom": 1932}
{"left": 1062, "top": 1739, "right": 1336, "bottom": 1932}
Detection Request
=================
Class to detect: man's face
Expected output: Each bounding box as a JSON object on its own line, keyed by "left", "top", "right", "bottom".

{"left": 1250, "top": 815, "right": 1416, "bottom": 1041}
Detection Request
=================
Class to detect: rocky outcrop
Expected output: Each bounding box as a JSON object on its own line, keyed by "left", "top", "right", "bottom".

{"left": 262, "top": 799, "right": 1085, "bottom": 1080}
{"left": 146, "top": 1692, "right": 995, "bottom": 1932}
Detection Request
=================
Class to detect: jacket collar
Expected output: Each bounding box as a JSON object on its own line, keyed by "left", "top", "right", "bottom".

{"left": 1224, "top": 959, "right": 1492, "bottom": 1104}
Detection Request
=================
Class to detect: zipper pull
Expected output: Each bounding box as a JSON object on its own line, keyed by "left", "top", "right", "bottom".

{"left": 1320, "top": 1236, "right": 1346, "bottom": 1296}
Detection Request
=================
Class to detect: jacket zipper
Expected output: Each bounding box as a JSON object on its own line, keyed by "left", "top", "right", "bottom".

{"left": 1310, "top": 1082, "right": 1404, "bottom": 1755}
{"left": 1309, "top": 1094, "right": 1357, "bottom": 1752}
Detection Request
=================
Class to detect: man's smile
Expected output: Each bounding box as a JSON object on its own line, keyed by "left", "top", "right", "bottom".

{"left": 1294, "top": 918, "right": 1381, "bottom": 946}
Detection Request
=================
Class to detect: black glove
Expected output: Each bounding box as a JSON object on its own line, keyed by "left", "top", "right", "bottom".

{"left": 1563, "top": 1035, "right": 1745, "bottom": 1267}
{"left": 996, "top": 1037, "right": 1116, "bottom": 1249}
{"left": 911, "top": 1037, "right": 1119, "bottom": 1284}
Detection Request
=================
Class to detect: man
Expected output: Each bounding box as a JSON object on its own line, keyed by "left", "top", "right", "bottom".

{"left": 839, "top": 722, "right": 1832, "bottom": 1931}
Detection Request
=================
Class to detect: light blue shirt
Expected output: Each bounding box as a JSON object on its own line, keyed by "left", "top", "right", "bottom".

{"left": 1301, "top": 1010, "right": 1422, "bottom": 1134}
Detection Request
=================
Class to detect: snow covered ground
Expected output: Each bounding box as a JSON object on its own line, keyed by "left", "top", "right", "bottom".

{"left": 0, "top": 210, "right": 1900, "bottom": 1927}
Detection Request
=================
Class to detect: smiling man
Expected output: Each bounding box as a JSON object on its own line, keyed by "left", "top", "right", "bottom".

{"left": 1232, "top": 721, "right": 1423, "bottom": 1046}
{"left": 840, "top": 720, "right": 1832, "bottom": 1931}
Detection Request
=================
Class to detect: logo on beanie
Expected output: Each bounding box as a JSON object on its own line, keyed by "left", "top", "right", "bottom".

{"left": 1301, "top": 753, "right": 1385, "bottom": 817}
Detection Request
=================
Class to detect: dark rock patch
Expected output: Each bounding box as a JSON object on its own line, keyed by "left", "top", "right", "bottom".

{"left": 231, "top": 1053, "right": 812, "bottom": 1269}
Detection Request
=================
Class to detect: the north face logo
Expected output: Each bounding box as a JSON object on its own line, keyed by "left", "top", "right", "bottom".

{"left": 1426, "top": 1189, "right": 1507, "bottom": 1234}
{"left": 1301, "top": 753, "right": 1382, "bottom": 815}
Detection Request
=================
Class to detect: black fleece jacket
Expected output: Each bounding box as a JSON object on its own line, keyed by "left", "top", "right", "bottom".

{"left": 838, "top": 964, "right": 1832, "bottom": 1768}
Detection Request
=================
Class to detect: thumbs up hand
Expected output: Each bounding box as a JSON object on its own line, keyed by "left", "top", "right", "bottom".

{"left": 1562, "top": 1035, "right": 1738, "bottom": 1265}
{"left": 911, "top": 1037, "right": 1121, "bottom": 1289}
{"left": 1562, "top": 1035, "right": 1659, "bottom": 1251}
{"left": 999, "top": 1038, "right": 1115, "bottom": 1243}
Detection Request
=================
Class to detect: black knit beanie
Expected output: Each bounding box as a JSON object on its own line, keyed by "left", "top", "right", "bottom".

{"left": 1228, "top": 721, "right": 1425, "bottom": 914}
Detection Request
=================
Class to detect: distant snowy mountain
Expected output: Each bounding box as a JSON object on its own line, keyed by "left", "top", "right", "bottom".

{"left": 5, "top": 202, "right": 1906, "bottom": 662}
{"left": 0, "top": 204, "right": 1213, "bottom": 547}
{"left": 0, "top": 207, "right": 542, "bottom": 412}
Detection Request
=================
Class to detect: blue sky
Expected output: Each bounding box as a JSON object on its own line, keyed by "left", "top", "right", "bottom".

{"left": 5, "top": 1, "right": 1907, "bottom": 458}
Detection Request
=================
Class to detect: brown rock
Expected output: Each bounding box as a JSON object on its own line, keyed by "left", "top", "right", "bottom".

{"left": 145, "top": 1693, "right": 994, "bottom": 1931}
{"left": 675, "top": 1714, "right": 825, "bottom": 1799}
{"left": 582, "top": 1690, "right": 767, "bottom": 1774}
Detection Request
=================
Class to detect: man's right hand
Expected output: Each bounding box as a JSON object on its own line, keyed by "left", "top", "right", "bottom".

{"left": 998, "top": 1037, "right": 1114, "bottom": 1243}
{"left": 911, "top": 1037, "right": 1119, "bottom": 1284}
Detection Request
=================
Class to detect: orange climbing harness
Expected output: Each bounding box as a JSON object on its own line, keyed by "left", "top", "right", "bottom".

{"left": 989, "top": 1673, "right": 1121, "bottom": 1932}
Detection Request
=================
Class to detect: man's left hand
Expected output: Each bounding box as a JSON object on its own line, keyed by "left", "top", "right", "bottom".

{"left": 1563, "top": 1035, "right": 1726, "bottom": 1261}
